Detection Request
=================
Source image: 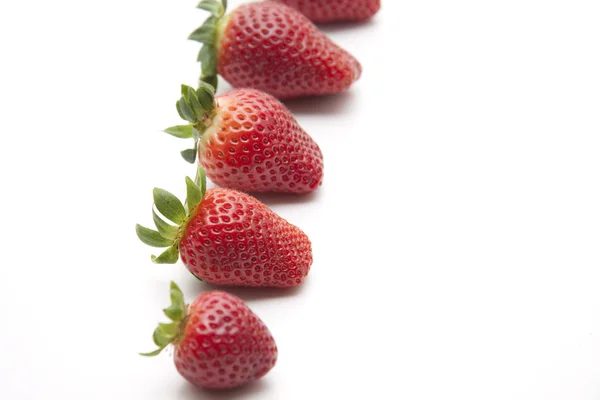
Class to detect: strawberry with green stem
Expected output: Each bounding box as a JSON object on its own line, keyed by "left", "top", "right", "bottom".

{"left": 189, "top": 0, "right": 361, "bottom": 98}
{"left": 142, "top": 281, "right": 278, "bottom": 389}
{"left": 166, "top": 83, "right": 324, "bottom": 194}
{"left": 136, "top": 165, "right": 313, "bottom": 287}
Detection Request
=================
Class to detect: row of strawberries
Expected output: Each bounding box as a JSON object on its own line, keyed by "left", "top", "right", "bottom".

{"left": 135, "top": 0, "right": 379, "bottom": 391}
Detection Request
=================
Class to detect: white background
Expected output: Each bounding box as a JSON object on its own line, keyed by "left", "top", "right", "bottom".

{"left": 1, "top": 0, "right": 599, "bottom": 399}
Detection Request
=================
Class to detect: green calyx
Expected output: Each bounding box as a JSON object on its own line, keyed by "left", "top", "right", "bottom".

{"left": 135, "top": 165, "right": 207, "bottom": 264}
{"left": 140, "top": 281, "right": 188, "bottom": 356}
{"left": 188, "top": 0, "right": 229, "bottom": 90}
{"left": 164, "top": 83, "right": 217, "bottom": 164}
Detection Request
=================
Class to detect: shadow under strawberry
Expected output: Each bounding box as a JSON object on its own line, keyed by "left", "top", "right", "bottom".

{"left": 181, "top": 272, "right": 309, "bottom": 303}
{"left": 316, "top": 18, "right": 378, "bottom": 34}
{"left": 282, "top": 91, "right": 357, "bottom": 116}
{"left": 178, "top": 378, "right": 270, "bottom": 399}
{"left": 250, "top": 190, "right": 321, "bottom": 207}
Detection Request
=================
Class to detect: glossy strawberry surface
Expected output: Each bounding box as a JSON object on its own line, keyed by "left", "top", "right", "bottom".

{"left": 201, "top": 88, "right": 323, "bottom": 194}
{"left": 179, "top": 188, "right": 313, "bottom": 287}
{"left": 174, "top": 291, "right": 278, "bottom": 389}
{"left": 272, "top": 0, "right": 380, "bottom": 22}
{"left": 217, "top": 2, "right": 361, "bottom": 99}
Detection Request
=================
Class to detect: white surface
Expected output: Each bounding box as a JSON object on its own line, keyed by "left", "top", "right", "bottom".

{"left": 1, "top": 0, "right": 600, "bottom": 399}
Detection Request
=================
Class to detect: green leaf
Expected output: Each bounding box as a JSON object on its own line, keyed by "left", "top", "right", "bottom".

{"left": 223, "top": 0, "right": 227, "bottom": 11}
{"left": 197, "top": 0, "right": 224, "bottom": 17}
{"left": 170, "top": 281, "right": 185, "bottom": 308}
{"left": 187, "top": 137, "right": 200, "bottom": 164}
{"left": 177, "top": 98, "right": 197, "bottom": 123}
{"left": 153, "top": 188, "right": 186, "bottom": 225}
{"left": 192, "top": 126, "right": 203, "bottom": 141}
{"left": 188, "top": 87, "right": 205, "bottom": 117}
{"left": 136, "top": 224, "right": 173, "bottom": 248}
{"left": 196, "top": 78, "right": 215, "bottom": 111}
{"left": 180, "top": 84, "right": 190, "bottom": 102}
{"left": 197, "top": 79, "right": 215, "bottom": 94}
{"left": 176, "top": 100, "right": 186, "bottom": 121}
{"left": 164, "top": 124, "right": 193, "bottom": 139}
{"left": 188, "top": 16, "right": 218, "bottom": 45}
{"left": 158, "top": 322, "right": 179, "bottom": 337}
{"left": 181, "top": 148, "right": 197, "bottom": 164}
{"left": 198, "top": 44, "right": 217, "bottom": 74}
{"left": 141, "top": 282, "right": 188, "bottom": 357}
{"left": 153, "top": 327, "right": 174, "bottom": 347}
{"left": 152, "top": 209, "right": 178, "bottom": 240}
{"left": 197, "top": 80, "right": 216, "bottom": 102}
{"left": 151, "top": 245, "right": 179, "bottom": 264}
{"left": 201, "top": 74, "right": 218, "bottom": 91}
{"left": 139, "top": 347, "right": 165, "bottom": 357}
{"left": 163, "top": 304, "right": 186, "bottom": 321}
{"left": 195, "top": 165, "right": 207, "bottom": 198}
{"left": 186, "top": 176, "right": 202, "bottom": 213}
{"left": 180, "top": 84, "right": 196, "bottom": 103}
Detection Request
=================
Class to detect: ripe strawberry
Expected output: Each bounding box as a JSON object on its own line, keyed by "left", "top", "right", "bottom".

{"left": 269, "top": 0, "right": 381, "bottom": 23}
{"left": 142, "top": 282, "right": 278, "bottom": 390}
{"left": 165, "top": 83, "right": 323, "bottom": 194}
{"left": 136, "top": 167, "right": 313, "bottom": 287}
{"left": 189, "top": 0, "right": 361, "bottom": 98}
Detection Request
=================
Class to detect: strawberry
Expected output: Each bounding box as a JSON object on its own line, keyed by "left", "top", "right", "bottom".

{"left": 136, "top": 166, "right": 313, "bottom": 287}
{"left": 165, "top": 83, "right": 324, "bottom": 194}
{"left": 189, "top": 0, "right": 361, "bottom": 98}
{"left": 142, "top": 282, "right": 278, "bottom": 389}
{"left": 269, "top": 0, "right": 381, "bottom": 23}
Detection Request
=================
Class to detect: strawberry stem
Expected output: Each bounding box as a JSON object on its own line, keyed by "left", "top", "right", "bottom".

{"left": 189, "top": 0, "right": 229, "bottom": 90}
{"left": 135, "top": 165, "right": 208, "bottom": 264}
{"left": 140, "top": 282, "right": 189, "bottom": 356}
{"left": 164, "top": 83, "right": 217, "bottom": 164}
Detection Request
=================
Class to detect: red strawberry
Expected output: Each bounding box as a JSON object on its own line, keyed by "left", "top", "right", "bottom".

{"left": 189, "top": 0, "right": 361, "bottom": 98}
{"left": 136, "top": 167, "right": 313, "bottom": 287}
{"left": 142, "top": 282, "right": 278, "bottom": 390}
{"left": 166, "top": 83, "right": 324, "bottom": 194}
{"left": 269, "top": 0, "right": 381, "bottom": 23}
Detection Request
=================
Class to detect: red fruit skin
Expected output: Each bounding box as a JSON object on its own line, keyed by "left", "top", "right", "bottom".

{"left": 201, "top": 88, "right": 324, "bottom": 194}
{"left": 174, "top": 291, "right": 278, "bottom": 390}
{"left": 271, "top": 0, "right": 381, "bottom": 23}
{"left": 179, "top": 188, "right": 313, "bottom": 288}
{"left": 217, "top": 2, "right": 361, "bottom": 99}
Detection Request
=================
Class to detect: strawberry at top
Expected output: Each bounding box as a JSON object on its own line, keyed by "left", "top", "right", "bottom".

{"left": 190, "top": 0, "right": 361, "bottom": 99}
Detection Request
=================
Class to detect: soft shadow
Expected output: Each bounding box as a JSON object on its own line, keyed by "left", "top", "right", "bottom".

{"left": 251, "top": 190, "right": 321, "bottom": 207}
{"left": 181, "top": 273, "right": 307, "bottom": 302}
{"left": 178, "top": 378, "right": 270, "bottom": 400}
{"left": 184, "top": 274, "right": 306, "bottom": 301}
{"left": 204, "top": 283, "right": 306, "bottom": 302}
{"left": 317, "top": 19, "right": 377, "bottom": 34}
{"left": 283, "top": 91, "right": 356, "bottom": 116}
